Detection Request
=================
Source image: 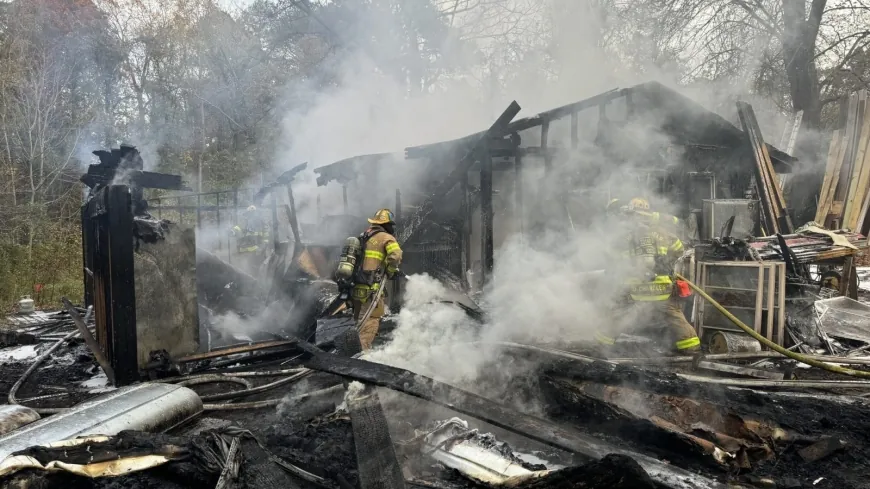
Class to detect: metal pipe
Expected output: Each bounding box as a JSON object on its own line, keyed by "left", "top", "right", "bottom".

{"left": 8, "top": 329, "right": 80, "bottom": 414}
{"left": 202, "top": 384, "right": 343, "bottom": 411}
{"left": 199, "top": 370, "right": 311, "bottom": 402}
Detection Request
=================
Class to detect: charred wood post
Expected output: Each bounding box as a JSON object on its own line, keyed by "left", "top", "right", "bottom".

{"left": 541, "top": 119, "right": 552, "bottom": 175}
{"left": 271, "top": 194, "right": 279, "bottom": 252}
{"left": 514, "top": 144, "right": 524, "bottom": 242}
{"left": 461, "top": 177, "right": 472, "bottom": 288}
{"left": 398, "top": 101, "right": 521, "bottom": 245}
{"left": 255, "top": 163, "right": 308, "bottom": 250}
{"left": 480, "top": 143, "right": 495, "bottom": 280}
{"left": 86, "top": 185, "right": 139, "bottom": 386}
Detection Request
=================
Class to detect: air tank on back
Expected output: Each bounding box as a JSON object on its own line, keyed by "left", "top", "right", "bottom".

{"left": 334, "top": 236, "right": 361, "bottom": 287}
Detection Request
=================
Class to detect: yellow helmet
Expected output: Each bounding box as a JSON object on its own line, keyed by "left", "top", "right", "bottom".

{"left": 368, "top": 208, "right": 395, "bottom": 225}
{"left": 629, "top": 198, "right": 650, "bottom": 211}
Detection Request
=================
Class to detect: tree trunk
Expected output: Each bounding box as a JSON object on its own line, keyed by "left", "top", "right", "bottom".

{"left": 781, "top": 0, "right": 826, "bottom": 159}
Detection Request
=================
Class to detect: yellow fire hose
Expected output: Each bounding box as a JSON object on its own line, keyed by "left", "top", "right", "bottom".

{"left": 675, "top": 273, "right": 870, "bottom": 379}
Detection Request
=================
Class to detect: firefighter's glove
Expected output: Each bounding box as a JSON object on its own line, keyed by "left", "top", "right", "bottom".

{"left": 388, "top": 269, "right": 406, "bottom": 280}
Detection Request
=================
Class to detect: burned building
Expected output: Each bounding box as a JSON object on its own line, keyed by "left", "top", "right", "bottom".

{"left": 312, "top": 82, "right": 798, "bottom": 288}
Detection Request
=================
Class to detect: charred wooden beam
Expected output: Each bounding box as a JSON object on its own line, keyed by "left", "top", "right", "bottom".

{"left": 515, "top": 149, "right": 524, "bottom": 241}
{"left": 86, "top": 185, "right": 139, "bottom": 386}
{"left": 480, "top": 145, "right": 494, "bottom": 280}
{"left": 398, "top": 101, "right": 521, "bottom": 245}
{"left": 404, "top": 89, "right": 622, "bottom": 159}
{"left": 541, "top": 120, "right": 552, "bottom": 174}
{"left": 62, "top": 298, "right": 115, "bottom": 384}
{"left": 297, "top": 342, "right": 725, "bottom": 489}
{"left": 461, "top": 177, "right": 471, "bottom": 288}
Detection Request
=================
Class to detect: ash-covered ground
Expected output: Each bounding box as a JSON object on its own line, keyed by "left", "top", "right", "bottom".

{"left": 1, "top": 336, "right": 870, "bottom": 489}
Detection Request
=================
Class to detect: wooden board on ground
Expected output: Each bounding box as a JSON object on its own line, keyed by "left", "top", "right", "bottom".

{"left": 297, "top": 342, "right": 725, "bottom": 489}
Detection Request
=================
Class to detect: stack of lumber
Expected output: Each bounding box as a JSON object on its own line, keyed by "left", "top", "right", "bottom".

{"left": 750, "top": 230, "right": 867, "bottom": 263}
{"left": 816, "top": 90, "right": 870, "bottom": 234}
{"left": 736, "top": 102, "right": 793, "bottom": 235}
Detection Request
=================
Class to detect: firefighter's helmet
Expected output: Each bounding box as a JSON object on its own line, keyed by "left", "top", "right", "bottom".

{"left": 368, "top": 208, "right": 395, "bottom": 225}
{"left": 247, "top": 205, "right": 257, "bottom": 212}
{"left": 629, "top": 198, "right": 650, "bottom": 211}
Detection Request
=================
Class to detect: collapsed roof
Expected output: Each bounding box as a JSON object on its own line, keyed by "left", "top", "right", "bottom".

{"left": 313, "top": 81, "right": 796, "bottom": 188}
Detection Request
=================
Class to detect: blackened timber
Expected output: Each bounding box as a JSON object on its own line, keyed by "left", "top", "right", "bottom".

{"left": 297, "top": 344, "right": 725, "bottom": 489}
{"left": 461, "top": 177, "right": 471, "bottom": 288}
{"left": 515, "top": 150, "right": 524, "bottom": 240}
{"left": 81, "top": 168, "right": 186, "bottom": 191}
{"left": 404, "top": 90, "right": 622, "bottom": 159}
{"left": 541, "top": 120, "right": 552, "bottom": 173}
{"left": 286, "top": 184, "right": 301, "bottom": 249}
{"left": 105, "top": 186, "right": 138, "bottom": 386}
{"left": 347, "top": 388, "right": 406, "bottom": 489}
{"left": 398, "top": 101, "right": 521, "bottom": 245}
{"left": 62, "top": 297, "right": 115, "bottom": 384}
{"left": 271, "top": 194, "right": 279, "bottom": 252}
{"left": 480, "top": 145, "right": 494, "bottom": 280}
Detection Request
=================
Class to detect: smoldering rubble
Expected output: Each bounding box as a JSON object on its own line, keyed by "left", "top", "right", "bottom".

{"left": 4, "top": 81, "right": 870, "bottom": 489}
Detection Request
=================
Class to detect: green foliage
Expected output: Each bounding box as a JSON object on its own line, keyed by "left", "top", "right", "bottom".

{"left": 0, "top": 221, "right": 83, "bottom": 312}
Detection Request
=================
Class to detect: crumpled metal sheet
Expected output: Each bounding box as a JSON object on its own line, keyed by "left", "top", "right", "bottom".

{"left": 815, "top": 297, "right": 870, "bottom": 344}
{"left": 422, "top": 418, "right": 547, "bottom": 485}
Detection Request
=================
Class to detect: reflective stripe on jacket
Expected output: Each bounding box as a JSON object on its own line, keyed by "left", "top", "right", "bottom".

{"left": 623, "top": 222, "right": 683, "bottom": 302}
{"left": 353, "top": 226, "right": 403, "bottom": 300}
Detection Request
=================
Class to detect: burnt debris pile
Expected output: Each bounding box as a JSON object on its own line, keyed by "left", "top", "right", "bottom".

{"left": 2, "top": 86, "right": 870, "bottom": 489}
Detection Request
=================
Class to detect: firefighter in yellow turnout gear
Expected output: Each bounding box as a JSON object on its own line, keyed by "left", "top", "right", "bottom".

{"left": 232, "top": 206, "right": 270, "bottom": 254}
{"left": 231, "top": 205, "right": 270, "bottom": 273}
{"left": 352, "top": 209, "right": 403, "bottom": 350}
{"left": 595, "top": 198, "right": 701, "bottom": 354}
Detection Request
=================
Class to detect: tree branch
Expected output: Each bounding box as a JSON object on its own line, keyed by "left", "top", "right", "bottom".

{"left": 730, "top": 0, "right": 782, "bottom": 39}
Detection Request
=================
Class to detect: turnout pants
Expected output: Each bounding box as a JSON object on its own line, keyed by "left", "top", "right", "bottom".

{"left": 352, "top": 294, "right": 385, "bottom": 350}
{"left": 595, "top": 297, "right": 700, "bottom": 353}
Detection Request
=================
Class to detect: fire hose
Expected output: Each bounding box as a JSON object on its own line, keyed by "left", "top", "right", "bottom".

{"left": 356, "top": 279, "right": 387, "bottom": 332}
{"left": 676, "top": 273, "right": 870, "bottom": 379}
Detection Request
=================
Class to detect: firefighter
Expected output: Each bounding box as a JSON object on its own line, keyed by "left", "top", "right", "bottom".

{"left": 595, "top": 197, "right": 701, "bottom": 354}
{"left": 352, "top": 208, "right": 403, "bottom": 350}
{"left": 231, "top": 205, "right": 270, "bottom": 270}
